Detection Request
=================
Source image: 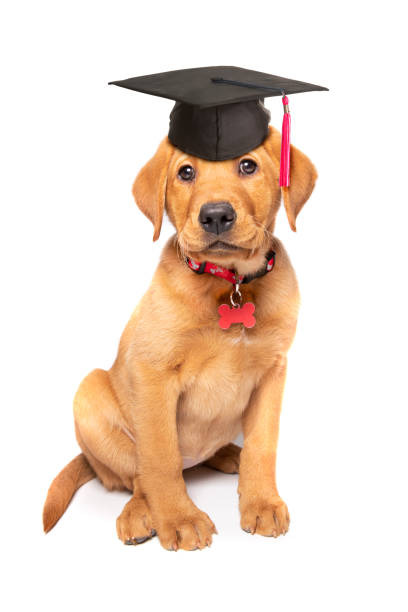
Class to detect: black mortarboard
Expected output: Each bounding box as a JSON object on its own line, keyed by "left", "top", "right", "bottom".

{"left": 109, "top": 66, "right": 328, "bottom": 183}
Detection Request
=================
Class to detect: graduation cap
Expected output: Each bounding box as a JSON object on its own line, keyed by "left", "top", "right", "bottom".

{"left": 109, "top": 66, "right": 328, "bottom": 186}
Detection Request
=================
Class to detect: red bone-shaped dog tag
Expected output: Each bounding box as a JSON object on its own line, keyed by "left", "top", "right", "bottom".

{"left": 218, "top": 302, "right": 256, "bottom": 330}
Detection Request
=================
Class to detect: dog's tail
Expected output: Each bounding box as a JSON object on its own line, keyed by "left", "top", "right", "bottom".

{"left": 43, "top": 453, "right": 95, "bottom": 533}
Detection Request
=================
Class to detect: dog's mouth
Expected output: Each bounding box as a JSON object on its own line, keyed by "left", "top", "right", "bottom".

{"left": 206, "top": 240, "right": 241, "bottom": 252}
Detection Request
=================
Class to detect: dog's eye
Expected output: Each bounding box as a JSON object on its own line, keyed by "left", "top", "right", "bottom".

{"left": 239, "top": 159, "right": 258, "bottom": 175}
{"left": 178, "top": 165, "right": 195, "bottom": 181}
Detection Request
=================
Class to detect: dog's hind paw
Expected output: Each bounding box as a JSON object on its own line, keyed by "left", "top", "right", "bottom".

{"left": 116, "top": 496, "right": 155, "bottom": 546}
{"left": 203, "top": 443, "right": 241, "bottom": 474}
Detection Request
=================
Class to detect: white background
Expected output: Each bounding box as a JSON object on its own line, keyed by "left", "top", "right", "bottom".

{"left": 1, "top": 1, "right": 407, "bottom": 610}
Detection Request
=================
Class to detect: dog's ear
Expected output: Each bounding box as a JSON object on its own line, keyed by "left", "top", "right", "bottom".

{"left": 132, "top": 137, "right": 175, "bottom": 241}
{"left": 263, "top": 126, "right": 318, "bottom": 231}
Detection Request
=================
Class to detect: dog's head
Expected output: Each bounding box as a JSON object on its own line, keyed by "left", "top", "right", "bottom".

{"left": 132, "top": 126, "right": 317, "bottom": 264}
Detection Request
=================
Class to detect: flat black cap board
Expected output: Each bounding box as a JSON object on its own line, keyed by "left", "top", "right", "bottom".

{"left": 109, "top": 66, "right": 328, "bottom": 177}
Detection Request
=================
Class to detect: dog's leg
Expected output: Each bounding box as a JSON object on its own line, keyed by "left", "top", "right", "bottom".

{"left": 79, "top": 420, "right": 155, "bottom": 545}
{"left": 75, "top": 426, "right": 127, "bottom": 492}
{"left": 127, "top": 377, "right": 217, "bottom": 551}
{"left": 116, "top": 478, "right": 156, "bottom": 545}
{"left": 75, "top": 369, "right": 158, "bottom": 544}
{"left": 74, "top": 369, "right": 139, "bottom": 491}
{"left": 203, "top": 443, "right": 241, "bottom": 474}
{"left": 238, "top": 356, "right": 290, "bottom": 537}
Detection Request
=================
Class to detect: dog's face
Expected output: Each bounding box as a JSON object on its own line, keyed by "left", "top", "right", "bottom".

{"left": 133, "top": 126, "right": 317, "bottom": 265}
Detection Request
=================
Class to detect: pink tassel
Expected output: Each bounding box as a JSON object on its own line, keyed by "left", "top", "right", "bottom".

{"left": 279, "top": 95, "right": 291, "bottom": 187}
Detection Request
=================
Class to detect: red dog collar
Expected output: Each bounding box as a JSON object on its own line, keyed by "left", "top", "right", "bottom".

{"left": 185, "top": 250, "right": 275, "bottom": 285}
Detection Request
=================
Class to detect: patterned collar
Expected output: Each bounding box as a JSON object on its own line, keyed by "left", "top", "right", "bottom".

{"left": 185, "top": 250, "right": 275, "bottom": 285}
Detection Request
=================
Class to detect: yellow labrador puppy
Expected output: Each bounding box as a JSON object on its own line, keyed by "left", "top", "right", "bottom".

{"left": 43, "top": 125, "right": 317, "bottom": 550}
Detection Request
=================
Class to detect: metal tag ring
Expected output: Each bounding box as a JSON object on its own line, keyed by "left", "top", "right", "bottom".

{"left": 230, "top": 287, "right": 242, "bottom": 309}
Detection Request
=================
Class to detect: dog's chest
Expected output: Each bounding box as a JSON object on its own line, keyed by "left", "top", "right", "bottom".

{"left": 176, "top": 329, "right": 263, "bottom": 467}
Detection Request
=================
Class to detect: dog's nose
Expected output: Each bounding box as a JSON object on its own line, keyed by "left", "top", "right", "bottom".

{"left": 198, "top": 202, "right": 236, "bottom": 235}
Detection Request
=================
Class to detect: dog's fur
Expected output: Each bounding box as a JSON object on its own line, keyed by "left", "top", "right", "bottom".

{"left": 43, "top": 125, "right": 317, "bottom": 550}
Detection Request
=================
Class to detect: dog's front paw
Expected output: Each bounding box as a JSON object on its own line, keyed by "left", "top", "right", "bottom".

{"left": 155, "top": 503, "right": 217, "bottom": 551}
{"left": 240, "top": 495, "right": 290, "bottom": 537}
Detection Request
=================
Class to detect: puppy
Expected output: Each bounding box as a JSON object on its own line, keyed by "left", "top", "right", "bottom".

{"left": 43, "top": 125, "right": 317, "bottom": 550}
